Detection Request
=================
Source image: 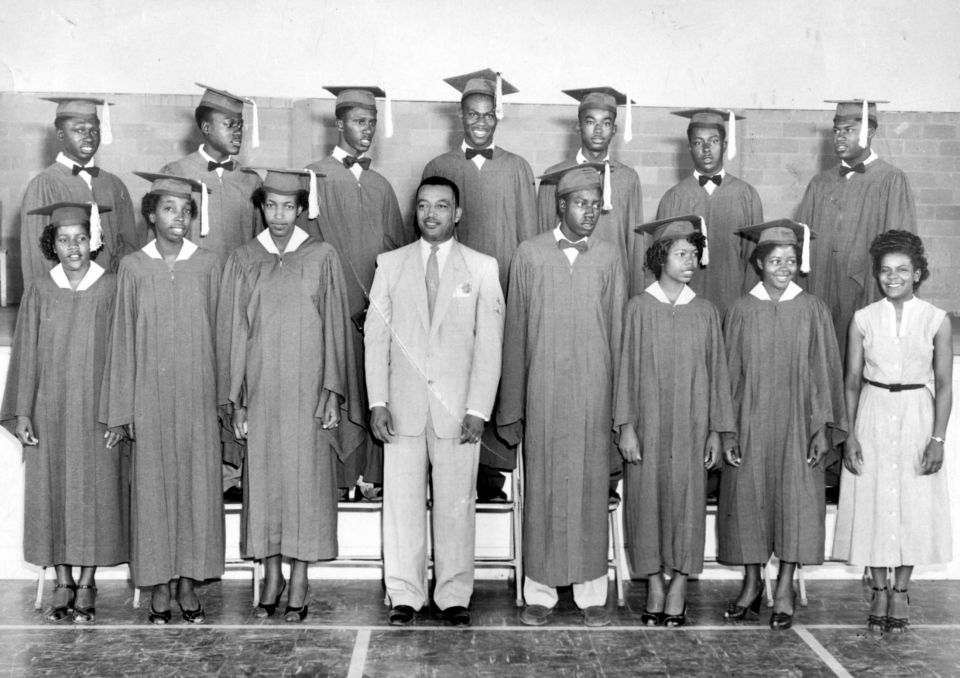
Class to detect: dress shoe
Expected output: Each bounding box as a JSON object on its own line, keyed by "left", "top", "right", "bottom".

{"left": 520, "top": 604, "right": 553, "bottom": 626}
{"left": 148, "top": 604, "right": 172, "bottom": 625}
{"left": 284, "top": 604, "right": 308, "bottom": 622}
{"left": 441, "top": 605, "right": 471, "bottom": 627}
{"left": 724, "top": 585, "right": 764, "bottom": 620}
{"left": 478, "top": 489, "right": 508, "bottom": 503}
{"left": 389, "top": 605, "right": 415, "bottom": 625}
{"left": 770, "top": 592, "right": 797, "bottom": 631}
{"left": 44, "top": 584, "right": 76, "bottom": 622}
{"left": 582, "top": 606, "right": 611, "bottom": 627}
{"left": 223, "top": 486, "right": 244, "bottom": 503}
{"left": 255, "top": 580, "right": 287, "bottom": 619}
{"left": 72, "top": 585, "right": 97, "bottom": 623}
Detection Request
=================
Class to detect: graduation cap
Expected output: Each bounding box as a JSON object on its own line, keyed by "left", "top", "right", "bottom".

{"left": 672, "top": 108, "right": 744, "bottom": 161}
{"left": 134, "top": 171, "right": 213, "bottom": 237}
{"left": 324, "top": 86, "right": 394, "bottom": 139}
{"left": 196, "top": 83, "right": 260, "bottom": 148}
{"left": 41, "top": 97, "right": 114, "bottom": 145}
{"left": 635, "top": 214, "right": 710, "bottom": 266}
{"left": 444, "top": 69, "right": 518, "bottom": 120}
{"left": 27, "top": 201, "right": 113, "bottom": 251}
{"left": 825, "top": 99, "right": 888, "bottom": 149}
{"left": 248, "top": 167, "right": 326, "bottom": 219}
{"left": 538, "top": 162, "right": 612, "bottom": 210}
{"left": 736, "top": 218, "right": 816, "bottom": 273}
{"left": 563, "top": 87, "right": 637, "bottom": 144}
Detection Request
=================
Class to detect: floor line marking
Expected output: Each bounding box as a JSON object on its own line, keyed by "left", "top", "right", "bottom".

{"left": 793, "top": 627, "right": 854, "bottom": 678}
{"left": 1, "top": 623, "right": 959, "bottom": 632}
{"left": 346, "top": 628, "right": 370, "bottom": 678}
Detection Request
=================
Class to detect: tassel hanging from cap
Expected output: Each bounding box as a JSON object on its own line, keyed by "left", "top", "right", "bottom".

{"left": 248, "top": 98, "right": 260, "bottom": 149}
{"left": 800, "top": 222, "right": 811, "bottom": 274}
{"left": 308, "top": 168, "right": 320, "bottom": 219}
{"left": 858, "top": 99, "right": 869, "bottom": 149}
{"left": 384, "top": 87, "right": 394, "bottom": 139}
{"left": 602, "top": 160, "right": 613, "bottom": 210}
{"left": 624, "top": 90, "right": 633, "bottom": 143}
{"left": 726, "top": 109, "right": 737, "bottom": 160}
{"left": 199, "top": 181, "right": 210, "bottom": 236}
{"left": 495, "top": 72, "right": 504, "bottom": 120}
{"left": 700, "top": 216, "right": 709, "bottom": 266}
{"left": 100, "top": 102, "right": 113, "bottom": 146}
{"left": 89, "top": 201, "right": 103, "bottom": 251}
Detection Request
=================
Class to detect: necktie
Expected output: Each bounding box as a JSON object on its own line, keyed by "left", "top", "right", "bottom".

{"left": 72, "top": 165, "right": 100, "bottom": 178}
{"left": 343, "top": 155, "right": 372, "bottom": 171}
{"left": 558, "top": 238, "right": 588, "bottom": 254}
{"left": 207, "top": 160, "right": 235, "bottom": 172}
{"left": 698, "top": 174, "right": 722, "bottom": 187}
{"left": 426, "top": 245, "right": 440, "bottom": 320}
{"left": 839, "top": 163, "right": 865, "bottom": 177}
{"left": 465, "top": 147, "right": 493, "bottom": 160}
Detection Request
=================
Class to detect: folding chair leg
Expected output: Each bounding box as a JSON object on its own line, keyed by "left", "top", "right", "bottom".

{"left": 763, "top": 558, "right": 774, "bottom": 607}
{"left": 133, "top": 587, "right": 140, "bottom": 609}
{"left": 253, "top": 560, "right": 262, "bottom": 606}
{"left": 609, "top": 506, "right": 625, "bottom": 608}
{"left": 35, "top": 567, "right": 46, "bottom": 610}
{"left": 514, "top": 457, "right": 524, "bottom": 607}
{"left": 797, "top": 564, "right": 808, "bottom": 607}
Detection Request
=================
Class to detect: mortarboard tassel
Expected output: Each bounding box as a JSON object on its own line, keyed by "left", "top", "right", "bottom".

{"left": 307, "top": 168, "right": 320, "bottom": 219}
{"left": 700, "top": 216, "right": 709, "bottom": 266}
{"left": 800, "top": 222, "right": 811, "bottom": 274}
{"left": 726, "top": 109, "right": 737, "bottom": 160}
{"left": 100, "top": 102, "right": 113, "bottom": 146}
{"left": 383, "top": 87, "right": 394, "bottom": 139}
{"left": 89, "top": 201, "right": 103, "bottom": 251}
{"left": 495, "top": 72, "right": 504, "bottom": 120}
{"left": 624, "top": 90, "right": 633, "bottom": 143}
{"left": 602, "top": 160, "right": 613, "bottom": 210}
{"left": 858, "top": 99, "right": 869, "bottom": 149}
{"left": 248, "top": 98, "right": 260, "bottom": 149}
{"left": 200, "top": 180, "right": 210, "bottom": 236}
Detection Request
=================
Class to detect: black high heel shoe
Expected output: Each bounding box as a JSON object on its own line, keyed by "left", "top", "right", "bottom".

{"left": 255, "top": 580, "right": 287, "bottom": 619}
{"left": 867, "top": 586, "right": 888, "bottom": 633}
{"left": 44, "top": 583, "right": 77, "bottom": 622}
{"left": 640, "top": 608, "right": 663, "bottom": 626}
{"left": 181, "top": 604, "right": 205, "bottom": 624}
{"left": 283, "top": 604, "right": 308, "bottom": 622}
{"left": 724, "top": 585, "right": 763, "bottom": 620}
{"left": 148, "top": 604, "right": 172, "bottom": 625}
{"left": 663, "top": 603, "right": 687, "bottom": 628}
{"left": 72, "top": 585, "right": 97, "bottom": 623}
{"left": 770, "top": 592, "right": 797, "bottom": 630}
{"left": 885, "top": 587, "right": 910, "bottom": 634}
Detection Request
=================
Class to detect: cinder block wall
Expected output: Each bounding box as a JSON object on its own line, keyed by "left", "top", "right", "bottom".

{"left": 2, "top": 92, "right": 957, "bottom": 310}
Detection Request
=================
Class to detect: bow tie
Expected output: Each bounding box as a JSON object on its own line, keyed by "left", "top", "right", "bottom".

{"left": 343, "top": 155, "right": 371, "bottom": 171}
{"left": 558, "top": 238, "right": 587, "bottom": 254}
{"left": 465, "top": 147, "right": 493, "bottom": 160}
{"left": 207, "top": 160, "right": 235, "bottom": 172}
{"left": 839, "top": 163, "right": 865, "bottom": 177}
{"left": 72, "top": 165, "right": 100, "bottom": 178}
{"left": 698, "top": 174, "right": 722, "bottom": 187}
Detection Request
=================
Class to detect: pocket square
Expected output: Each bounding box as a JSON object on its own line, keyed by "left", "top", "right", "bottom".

{"left": 453, "top": 282, "right": 473, "bottom": 298}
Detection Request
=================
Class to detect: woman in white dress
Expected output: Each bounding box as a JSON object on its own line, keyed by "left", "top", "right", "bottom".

{"left": 834, "top": 230, "right": 953, "bottom": 634}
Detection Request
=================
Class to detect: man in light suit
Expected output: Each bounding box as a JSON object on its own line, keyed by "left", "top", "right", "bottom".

{"left": 365, "top": 176, "right": 504, "bottom": 627}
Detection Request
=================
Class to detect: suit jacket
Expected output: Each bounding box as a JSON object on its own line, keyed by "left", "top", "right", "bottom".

{"left": 364, "top": 239, "right": 504, "bottom": 439}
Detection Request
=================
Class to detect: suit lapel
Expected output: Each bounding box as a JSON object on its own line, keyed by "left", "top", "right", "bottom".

{"left": 402, "top": 244, "right": 431, "bottom": 333}
{"left": 429, "top": 241, "right": 465, "bottom": 336}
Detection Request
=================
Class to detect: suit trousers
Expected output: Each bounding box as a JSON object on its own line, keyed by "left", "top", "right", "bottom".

{"left": 383, "top": 416, "right": 480, "bottom": 610}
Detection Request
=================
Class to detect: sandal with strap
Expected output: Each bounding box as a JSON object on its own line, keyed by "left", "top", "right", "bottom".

{"left": 663, "top": 603, "right": 687, "bottom": 628}
{"left": 885, "top": 587, "right": 910, "bottom": 634}
{"left": 44, "top": 584, "right": 77, "bottom": 622}
{"left": 72, "top": 585, "right": 97, "bottom": 623}
{"left": 724, "top": 585, "right": 764, "bottom": 620}
{"left": 867, "top": 586, "right": 888, "bottom": 633}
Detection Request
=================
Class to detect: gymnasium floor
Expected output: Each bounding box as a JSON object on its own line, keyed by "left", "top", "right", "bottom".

{"left": 3, "top": 578, "right": 959, "bottom": 677}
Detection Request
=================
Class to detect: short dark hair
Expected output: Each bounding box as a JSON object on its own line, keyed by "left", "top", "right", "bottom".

{"left": 869, "top": 229, "right": 930, "bottom": 291}
{"left": 140, "top": 192, "right": 199, "bottom": 223}
{"left": 644, "top": 232, "right": 707, "bottom": 279}
{"left": 195, "top": 105, "right": 217, "bottom": 131}
{"left": 252, "top": 187, "right": 309, "bottom": 211}
{"left": 39, "top": 222, "right": 101, "bottom": 262}
{"left": 417, "top": 176, "right": 460, "bottom": 208}
{"left": 686, "top": 124, "right": 726, "bottom": 145}
{"left": 752, "top": 241, "right": 802, "bottom": 275}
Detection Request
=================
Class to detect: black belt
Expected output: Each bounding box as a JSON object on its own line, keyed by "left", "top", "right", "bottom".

{"left": 863, "top": 379, "right": 925, "bottom": 393}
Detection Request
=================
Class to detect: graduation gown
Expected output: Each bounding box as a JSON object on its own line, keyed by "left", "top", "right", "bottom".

{"left": 218, "top": 230, "right": 367, "bottom": 561}
{"left": 106, "top": 243, "right": 224, "bottom": 586}
{"left": 20, "top": 162, "right": 143, "bottom": 290}
{"left": 497, "top": 232, "right": 624, "bottom": 586}
{"left": 797, "top": 157, "right": 916, "bottom": 358}
{"left": 305, "top": 154, "right": 414, "bottom": 487}
{"left": 537, "top": 158, "right": 645, "bottom": 296}
{"left": 656, "top": 174, "right": 763, "bottom": 317}
{"left": 718, "top": 284, "right": 847, "bottom": 566}
{"left": 613, "top": 285, "right": 735, "bottom": 576}
{"left": 1, "top": 266, "right": 128, "bottom": 567}
{"left": 424, "top": 146, "right": 538, "bottom": 470}
{"left": 159, "top": 151, "right": 263, "bottom": 260}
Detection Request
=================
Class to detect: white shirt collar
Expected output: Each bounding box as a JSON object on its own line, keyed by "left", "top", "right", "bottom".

{"left": 142, "top": 238, "right": 198, "bottom": 261}
{"left": 56, "top": 152, "right": 95, "bottom": 170}
{"left": 749, "top": 281, "right": 803, "bottom": 302}
{"left": 576, "top": 148, "right": 610, "bottom": 164}
{"left": 198, "top": 144, "right": 233, "bottom": 164}
{"left": 841, "top": 150, "right": 879, "bottom": 169}
{"left": 332, "top": 145, "right": 365, "bottom": 160}
{"left": 693, "top": 167, "right": 726, "bottom": 180}
{"left": 49, "top": 261, "right": 105, "bottom": 291}
{"left": 645, "top": 280, "right": 696, "bottom": 306}
{"left": 461, "top": 140, "right": 496, "bottom": 153}
{"left": 257, "top": 226, "right": 310, "bottom": 255}
{"left": 552, "top": 226, "right": 588, "bottom": 245}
